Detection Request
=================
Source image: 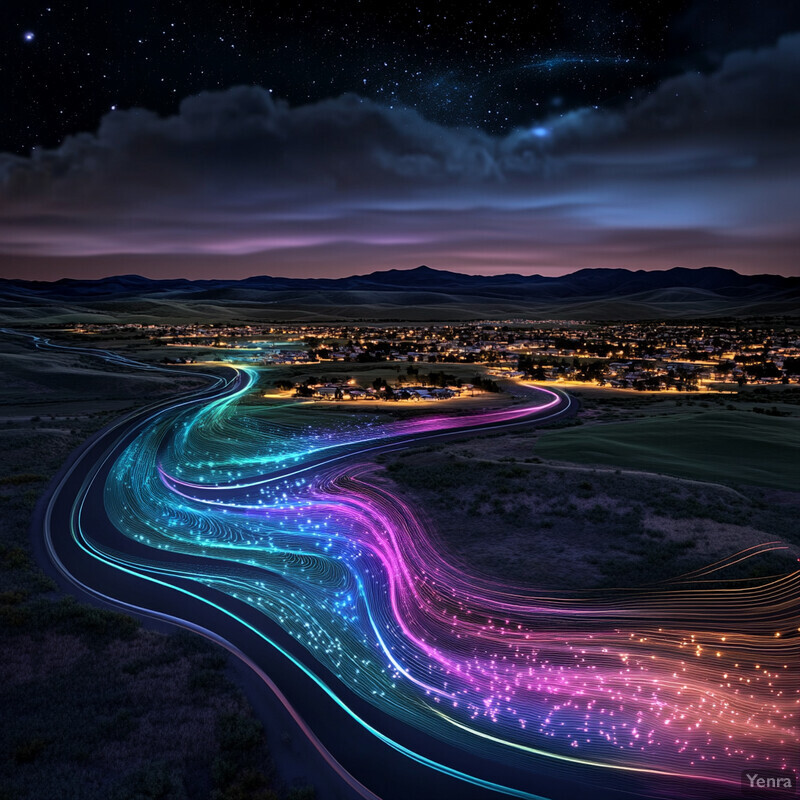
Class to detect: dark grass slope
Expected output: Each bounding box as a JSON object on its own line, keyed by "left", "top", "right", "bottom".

{"left": 0, "top": 335, "right": 321, "bottom": 800}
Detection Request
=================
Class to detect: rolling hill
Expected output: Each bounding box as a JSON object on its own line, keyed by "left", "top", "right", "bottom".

{"left": 0, "top": 266, "right": 797, "bottom": 323}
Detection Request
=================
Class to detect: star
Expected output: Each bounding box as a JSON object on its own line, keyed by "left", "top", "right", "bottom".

{"left": 23, "top": 31, "right": 35, "bottom": 42}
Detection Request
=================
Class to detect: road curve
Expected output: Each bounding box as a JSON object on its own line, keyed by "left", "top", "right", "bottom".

{"left": 18, "top": 330, "right": 797, "bottom": 800}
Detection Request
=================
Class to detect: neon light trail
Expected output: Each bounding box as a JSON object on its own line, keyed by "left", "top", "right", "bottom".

{"left": 32, "top": 332, "right": 798, "bottom": 800}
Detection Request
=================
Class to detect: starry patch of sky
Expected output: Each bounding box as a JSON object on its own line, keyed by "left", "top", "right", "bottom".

{"left": 2, "top": 1, "right": 800, "bottom": 278}
{"left": 5, "top": 1, "right": 800, "bottom": 155}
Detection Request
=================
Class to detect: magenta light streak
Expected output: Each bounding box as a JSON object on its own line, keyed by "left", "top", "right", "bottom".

{"left": 106, "top": 376, "right": 799, "bottom": 797}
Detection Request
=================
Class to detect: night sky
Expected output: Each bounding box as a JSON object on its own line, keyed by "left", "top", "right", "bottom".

{"left": 2, "top": 1, "right": 800, "bottom": 279}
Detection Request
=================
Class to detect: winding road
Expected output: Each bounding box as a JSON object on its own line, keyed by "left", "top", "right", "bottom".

{"left": 14, "top": 330, "right": 798, "bottom": 800}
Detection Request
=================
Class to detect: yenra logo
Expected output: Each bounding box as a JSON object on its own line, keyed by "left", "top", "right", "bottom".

{"left": 742, "top": 770, "right": 796, "bottom": 794}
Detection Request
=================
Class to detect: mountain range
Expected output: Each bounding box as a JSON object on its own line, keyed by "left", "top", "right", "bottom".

{"left": 1, "top": 266, "right": 798, "bottom": 323}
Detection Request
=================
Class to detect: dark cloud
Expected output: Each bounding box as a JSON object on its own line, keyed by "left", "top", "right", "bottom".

{"left": 669, "top": 1, "right": 800, "bottom": 64}
{"left": 0, "top": 34, "right": 799, "bottom": 277}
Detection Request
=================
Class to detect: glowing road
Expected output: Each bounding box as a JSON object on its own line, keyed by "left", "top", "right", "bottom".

{"left": 19, "top": 330, "right": 798, "bottom": 800}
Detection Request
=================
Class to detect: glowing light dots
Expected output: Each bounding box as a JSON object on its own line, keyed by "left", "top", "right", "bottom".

{"left": 41, "top": 332, "right": 794, "bottom": 795}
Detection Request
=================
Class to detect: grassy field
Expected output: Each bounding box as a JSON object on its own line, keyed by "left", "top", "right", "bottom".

{"left": 0, "top": 334, "right": 317, "bottom": 800}
{"left": 1, "top": 286, "right": 798, "bottom": 325}
{"left": 534, "top": 410, "right": 800, "bottom": 491}
{"left": 376, "top": 435, "right": 800, "bottom": 590}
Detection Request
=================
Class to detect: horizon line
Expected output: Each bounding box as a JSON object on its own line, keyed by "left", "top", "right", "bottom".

{"left": 2, "top": 263, "right": 797, "bottom": 284}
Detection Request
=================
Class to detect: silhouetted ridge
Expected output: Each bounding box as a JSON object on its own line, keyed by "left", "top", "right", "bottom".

{"left": 0, "top": 266, "right": 797, "bottom": 321}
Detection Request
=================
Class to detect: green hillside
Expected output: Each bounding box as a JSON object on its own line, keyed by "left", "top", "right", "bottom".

{"left": 535, "top": 411, "right": 800, "bottom": 490}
